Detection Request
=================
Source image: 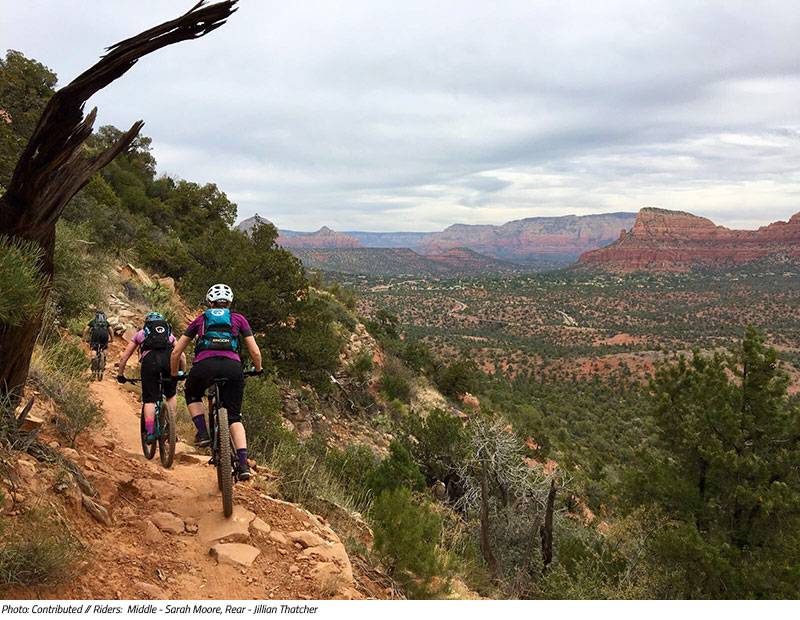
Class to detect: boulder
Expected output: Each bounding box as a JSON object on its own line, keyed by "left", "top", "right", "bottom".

{"left": 268, "top": 530, "right": 288, "bottom": 545}
{"left": 250, "top": 517, "right": 271, "bottom": 535}
{"left": 157, "top": 277, "right": 176, "bottom": 293}
{"left": 142, "top": 520, "right": 164, "bottom": 543}
{"left": 135, "top": 581, "right": 167, "bottom": 600}
{"left": 15, "top": 458, "right": 36, "bottom": 482}
{"left": 151, "top": 512, "right": 185, "bottom": 534}
{"left": 198, "top": 505, "right": 254, "bottom": 543}
{"left": 297, "top": 541, "right": 353, "bottom": 583}
{"left": 18, "top": 412, "right": 44, "bottom": 432}
{"left": 287, "top": 531, "right": 326, "bottom": 549}
{"left": 209, "top": 543, "right": 261, "bottom": 568}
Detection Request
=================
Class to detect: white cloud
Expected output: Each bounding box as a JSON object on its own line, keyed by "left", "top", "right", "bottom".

{"left": 3, "top": 0, "right": 800, "bottom": 231}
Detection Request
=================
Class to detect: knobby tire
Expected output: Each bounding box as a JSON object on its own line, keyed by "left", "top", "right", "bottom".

{"left": 216, "top": 406, "right": 234, "bottom": 518}
{"left": 158, "top": 404, "right": 176, "bottom": 468}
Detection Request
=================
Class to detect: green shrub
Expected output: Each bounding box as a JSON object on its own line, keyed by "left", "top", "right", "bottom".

{"left": 380, "top": 357, "right": 413, "bottom": 403}
{"left": 0, "top": 235, "right": 46, "bottom": 326}
{"left": 403, "top": 408, "right": 468, "bottom": 483}
{"left": 372, "top": 487, "right": 445, "bottom": 598}
{"left": 367, "top": 441, "right": 425, "bottom": 497}
{"left": 0, "top": 509, "right": 81, "bottom": 589}
{"left": 52, "top": 221, "right": 105, "bottom": 320}
{"left": 435, "top": 359, "right": 480, "bottom": 398}
{"left": 241, "top": 374, "right": 287, "bottom": 460}
{"left": 324, "top": 444, "right": 379, "bottom": 498}
{"left": 28, "top": 343, "right": 101, "bottom": 447}
{"left": 401, "top": 340, "right": 436, "bottom": 375}
{"left": 348, "top": 350, "right": 374, "bottom": 383}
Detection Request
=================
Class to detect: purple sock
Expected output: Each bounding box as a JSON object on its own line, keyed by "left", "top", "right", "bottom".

{"left": 237, "top": 448, "right": 248, "bottom": 469}
{"left": 145, "top": 417, "right": 155, "bottom": 435}
{"left": 192, "top": 415, "right": 208, "bottom": 435}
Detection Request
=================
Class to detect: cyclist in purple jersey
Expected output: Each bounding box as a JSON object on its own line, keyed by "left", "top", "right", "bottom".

{"left": 170, "top": 283, "right": 263, "bottom": 481}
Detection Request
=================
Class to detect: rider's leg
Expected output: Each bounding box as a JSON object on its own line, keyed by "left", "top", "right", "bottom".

{"left": 143, "top": 402, "right": 156, "bottom": 435}
{"left": 230, "top": 422, "right": 247, "bottom": 450}
{"left": 187, "top": 401, "right": 210, "bottom": 443}
{"left": 184, "top": 362, "right": 211, "bottom": 445}
{"left": 221, "top": 365, "right": 248, "bottom": 475}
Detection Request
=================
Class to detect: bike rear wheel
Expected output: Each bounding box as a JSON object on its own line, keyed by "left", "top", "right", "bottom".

{"left": 216, "top": 407, "right": 234, "bottom": 518}
{"left": 157, "top": 404, "right": 176, "bottom": 468}
{"left": 97, "top": 351, "right": 105, "bottom": 381}
{"left": 140, "top": 408, "right": 156, "bottom": 460}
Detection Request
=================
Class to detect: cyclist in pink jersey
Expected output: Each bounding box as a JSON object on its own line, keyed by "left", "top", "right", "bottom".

{"left": 117, "top": 312, "right": 186, "bottom": 443}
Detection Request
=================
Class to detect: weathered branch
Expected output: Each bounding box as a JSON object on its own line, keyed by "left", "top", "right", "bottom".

{"left": 0, "top": 1, "right": 237, "bottom": 399}
{"left": 1, "top": 0, "right": 238, "bottom": 240}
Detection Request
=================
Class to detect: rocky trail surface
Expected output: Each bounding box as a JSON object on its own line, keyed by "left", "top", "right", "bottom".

{"left": 8, "top": 351, "right": 385, "bottom": 600}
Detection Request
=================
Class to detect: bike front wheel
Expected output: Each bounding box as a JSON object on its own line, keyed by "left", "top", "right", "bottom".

{"left": 216, "top": 407, "right": 234, "bottom": 518}
{"left": 158, "top": 405, "right": 176, "bottom": 468}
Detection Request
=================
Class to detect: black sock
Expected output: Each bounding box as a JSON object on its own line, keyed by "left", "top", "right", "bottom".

{"left": 237, "top": 448, "right": 248, "bottom": 469}
{"left": 192, "top": 415, "right": 208, "bottom": 436}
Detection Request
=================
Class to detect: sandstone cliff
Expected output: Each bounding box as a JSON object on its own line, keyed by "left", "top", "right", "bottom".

{"left": 418, "top": 213, "right": 637, "bottom": 263}
{"left": 277, "top": 227, "right": 362, "bottom": 249}
{"left": 579, "top": 207, "right": 800, "bottom": 272}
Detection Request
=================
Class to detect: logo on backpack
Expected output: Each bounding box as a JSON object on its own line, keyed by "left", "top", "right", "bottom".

{"left": 196, "top": 308, "right": 238, "bottom": 353}
{"left": 141, "top": 316, "right": 173, "bottom": 351}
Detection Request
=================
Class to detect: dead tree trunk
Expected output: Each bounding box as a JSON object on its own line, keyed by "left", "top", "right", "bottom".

{"left": 540, "top": 478, "right": 557, "bottom": 572}
{"left": 0, "top": 1, "right": 237, "bottom": 400}
{"left": 479, "top": 461, "right": 500, "bottom": 579}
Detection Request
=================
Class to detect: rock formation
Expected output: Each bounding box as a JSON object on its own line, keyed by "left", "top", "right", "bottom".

{"left": 277, "top": 227, "right": 362, "bottom": 249}
{"left": 419, "top": 213, "right": 637, "bottom": 263}
{"left": 579, "top": 207, "right": 800, "bottom": 272}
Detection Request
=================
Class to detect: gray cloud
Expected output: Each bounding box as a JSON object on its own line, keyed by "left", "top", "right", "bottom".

{"left": 3, "top": 0, "right": 800, "bottom": 231}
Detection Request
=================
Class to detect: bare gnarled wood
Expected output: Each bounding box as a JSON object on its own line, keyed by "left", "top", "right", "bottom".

{"left": 0, "top": 1, "right": 237, "bottom": 399}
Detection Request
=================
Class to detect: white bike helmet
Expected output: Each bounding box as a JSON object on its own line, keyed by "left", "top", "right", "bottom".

{"left": 206, "top": 283, "right": 233, "bottom": 304}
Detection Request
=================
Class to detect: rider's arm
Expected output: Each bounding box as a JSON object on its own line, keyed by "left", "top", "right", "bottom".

{"left": 243, "top": 335, "right": 262, "bottom": 372}
{"left": 117, "top": 340, "right": 138, "bottom": 376}
{"left": 179, "top": 351, "right": 188, "bottom": 372}
{"left": 107, "top": 325, "right": 114, "bottom": 343}
{"left": 170, "top": 335, "right": 192, "bottom": 376}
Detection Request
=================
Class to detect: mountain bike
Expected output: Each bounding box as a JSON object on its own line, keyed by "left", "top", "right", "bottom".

{"left": 120, "top": 373, "right": 178, "bottom": 468}
{"left": 90, "top": 344, "right": 106, "bottom": 381}
{"left": 202, "top": 369, "right": 260, "bottom": 518}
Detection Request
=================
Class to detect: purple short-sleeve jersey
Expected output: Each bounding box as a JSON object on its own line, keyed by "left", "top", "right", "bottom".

{"left": 184, "top": 311, "right": 252, "bottom": 363}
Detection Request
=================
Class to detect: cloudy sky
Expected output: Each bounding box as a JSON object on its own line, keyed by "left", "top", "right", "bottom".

{"left": 3, "top": 1, "right": 800, "bottom": 231}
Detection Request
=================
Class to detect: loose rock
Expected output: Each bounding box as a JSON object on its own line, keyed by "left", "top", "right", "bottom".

{"left": 209, "top": 543, "right": 261, "bottom": 568}
{"left": 151, "top": 512, "right": 185, "bottom": 534}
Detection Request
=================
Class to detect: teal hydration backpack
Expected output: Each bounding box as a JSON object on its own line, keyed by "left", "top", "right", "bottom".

{"left": 196, "top": 308, "right": 238, "bottom": 353}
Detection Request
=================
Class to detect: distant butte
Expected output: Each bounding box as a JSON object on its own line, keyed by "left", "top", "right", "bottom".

{"left": 579, "top": 207, "right": 800, "bottom": 272}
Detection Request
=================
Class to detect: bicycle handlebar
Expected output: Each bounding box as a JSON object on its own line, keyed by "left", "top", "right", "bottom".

{"left": 118, "top": 369, "right": 260, "bottom": 384}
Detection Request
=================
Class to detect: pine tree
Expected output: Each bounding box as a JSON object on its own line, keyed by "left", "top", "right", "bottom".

{"left": 626, "top": 326, "right": 800, "bottom": 597}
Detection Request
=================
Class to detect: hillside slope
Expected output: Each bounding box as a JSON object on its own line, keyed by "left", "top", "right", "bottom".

{"left": 289, "top": 247, "right": 521, "bottom": 276}
{"left": 2, "top": 348, "right": 386, "bottom": 600}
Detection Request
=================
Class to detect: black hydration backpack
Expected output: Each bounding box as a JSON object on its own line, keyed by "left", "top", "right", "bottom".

{"left": 141, "top": 318, "right": 172, "bottom": 351}
{"left": 90, "top": 312, "right": 109, "bottom": 340}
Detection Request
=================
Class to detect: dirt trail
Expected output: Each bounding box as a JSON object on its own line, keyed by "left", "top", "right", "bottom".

{"left": 12, "top": 359, "right": 376, "bottom": 600}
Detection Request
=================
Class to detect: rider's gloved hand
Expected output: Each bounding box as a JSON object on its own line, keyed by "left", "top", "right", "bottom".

{"left": 116, "top": 375, "right": 126, "bottom": 384}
